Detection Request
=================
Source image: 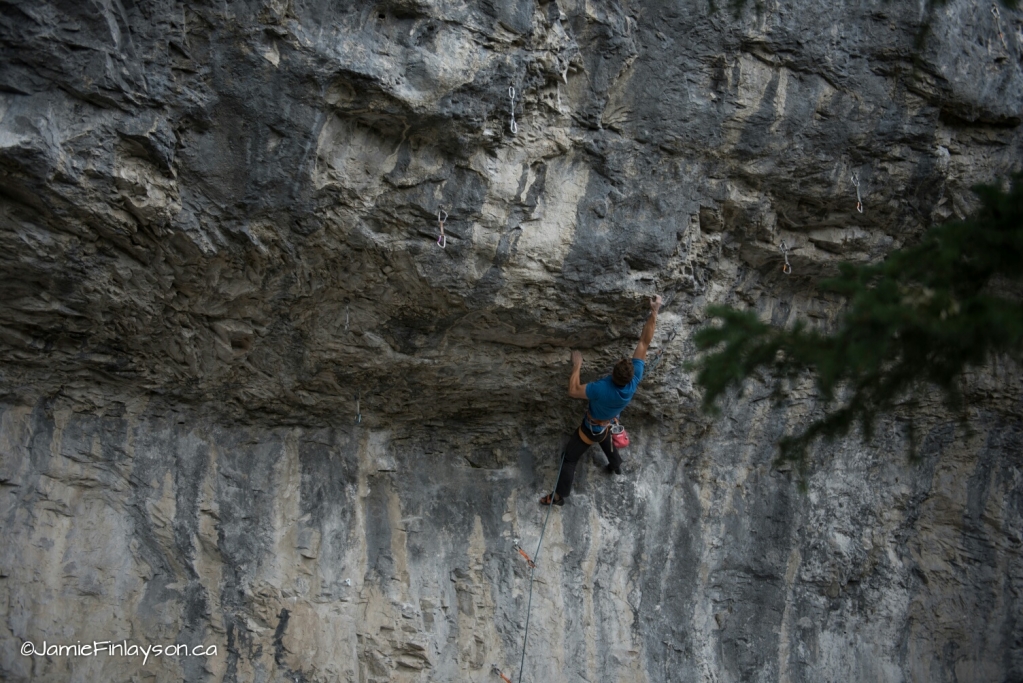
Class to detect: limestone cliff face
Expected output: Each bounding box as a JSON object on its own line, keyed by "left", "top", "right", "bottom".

{"left": 1, "top": 1, "right": 1021, "bottom": 681}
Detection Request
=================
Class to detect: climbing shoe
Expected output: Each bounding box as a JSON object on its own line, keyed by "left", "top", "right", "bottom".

{"left": 539, "top": 493, "right": 564, "bottom": 506}
{"left": 605, "top": 463, "right": 621, "bottom": 475}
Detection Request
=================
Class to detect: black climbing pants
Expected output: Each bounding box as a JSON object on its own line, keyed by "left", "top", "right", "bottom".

{"left": 554, "top": 421, "right": 621, "bottom": 499}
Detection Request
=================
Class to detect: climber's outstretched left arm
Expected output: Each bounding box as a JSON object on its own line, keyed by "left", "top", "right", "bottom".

{"left": 568, "top": 350, "right": 588, "bottom": 399}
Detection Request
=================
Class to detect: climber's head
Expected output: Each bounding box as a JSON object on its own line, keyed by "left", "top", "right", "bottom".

{"left": 611, "top": 358, "right": 634, "bottom": 387}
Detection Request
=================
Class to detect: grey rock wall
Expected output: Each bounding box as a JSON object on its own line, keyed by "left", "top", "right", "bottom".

{"left": 2, "top": 399, "right": 1021, "bottom": 682}
{"left": 1, "top": 0, "right": 1022, "bottom": 681}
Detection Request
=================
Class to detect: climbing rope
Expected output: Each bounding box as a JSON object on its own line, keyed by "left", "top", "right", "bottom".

{"left": 494, "top": 449, "right": 566, "bottom": 683}
{"left": 436, "top": 209, "right": 448, "bottom": 248}
{"left": 508, "top": 86, "right": 518, "bottom": 135}
{"left": 517, "top": 450, "right": 565, "bottom": 682}
{"left": 852, "top": 173, "right": 863, "bottom": 214}
{"left": 355, "top": 392, "right": 362, "bottom": 425}
{"left": 344, "top": 303, "right": 350, "bottom": 331}
{"left": 780, "top": 240, "right": 792, "bottom": 275}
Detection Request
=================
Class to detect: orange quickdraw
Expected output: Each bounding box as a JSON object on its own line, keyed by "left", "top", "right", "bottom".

{"left": 493, "top": 665, "right": 513, "bottom": 683}
{"left": 515, "top": 546, "right": 536, "bottom": 569}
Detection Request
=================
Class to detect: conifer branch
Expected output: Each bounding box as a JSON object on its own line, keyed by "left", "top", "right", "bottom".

{"left": 690, "top": 174, "right": 1023, "bottom": 472}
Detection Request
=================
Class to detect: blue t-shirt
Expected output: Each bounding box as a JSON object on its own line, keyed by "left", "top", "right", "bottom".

{"left": 585, "top": 359, "right": 645, "bottom": 421}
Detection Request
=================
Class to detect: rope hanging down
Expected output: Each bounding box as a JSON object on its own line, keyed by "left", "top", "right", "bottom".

{"left": 495, "top": 449, "right": 567, "bottom": 683}
{"left": 436, "top": 209, "right": 448, "bottom": 248}
{"left": 354, "top": 392, "right": 362, "bottom": 425}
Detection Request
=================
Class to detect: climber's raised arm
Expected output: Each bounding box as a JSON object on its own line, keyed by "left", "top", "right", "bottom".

{"left": 568, "top": 350, "right": 588, "bottom": 399}
{"left": 633, "top": 295, "right": 663, "bottom": 361}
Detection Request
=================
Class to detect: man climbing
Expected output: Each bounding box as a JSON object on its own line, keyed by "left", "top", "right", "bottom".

{"left": 540, "top": 294, "right": 663, "bottom": 506}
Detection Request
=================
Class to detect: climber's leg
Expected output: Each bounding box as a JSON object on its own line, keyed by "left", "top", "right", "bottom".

{"left": 598, "top": 432, "right": 621, "bottom": 474}
{"left": 550, "top": 429, "right": 591, "bottom": 501}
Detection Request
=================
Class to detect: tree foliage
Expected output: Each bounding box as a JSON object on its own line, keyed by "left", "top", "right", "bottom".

{"left": 690, "top": 174, "right": 1023, "bottom": 470}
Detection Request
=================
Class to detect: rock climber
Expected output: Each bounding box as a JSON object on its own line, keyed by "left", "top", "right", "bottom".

{"left": 540, "top": 294, "right": 662, "bottom": 506}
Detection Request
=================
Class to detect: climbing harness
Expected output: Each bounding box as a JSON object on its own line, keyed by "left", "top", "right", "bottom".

{"left": 508, "top": 86, "right": 518, "bottom": 135}
{"left": 780, "top": 240, "right": 792, "bottom": 275}
{"left": 577, "top": 420, "right": 611, "bottom": 446}
{"left": 852, "top": 173, "right": 863, "bottom": 214}
{"left": 436, "top": 209, "right": 448, "bottom": 249}
{"left": 355, "top": 392, "right": 362, "bottom": 425}
{"left": 496, "top": 449, "right": 566, "bottom": 683}
{"left": 992, "top": 5, "right": 1009, "bottom": 51}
